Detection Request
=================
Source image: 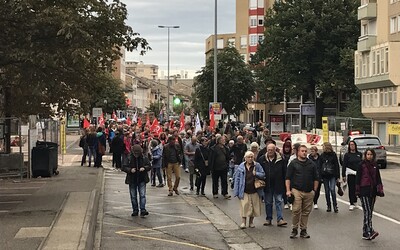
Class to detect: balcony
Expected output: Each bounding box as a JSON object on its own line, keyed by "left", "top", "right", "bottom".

{"left": 358, "top": 3, "right": 377, "bottom": 20}
{"left": 357, "top": 35, "right": 377, "bottom": 52}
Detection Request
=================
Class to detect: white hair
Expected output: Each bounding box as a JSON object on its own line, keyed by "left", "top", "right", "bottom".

{"left": 244, "top": 151, "right": 254, "bottom": 159}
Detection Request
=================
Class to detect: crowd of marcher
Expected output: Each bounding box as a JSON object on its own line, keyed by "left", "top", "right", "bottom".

{"left": 78, "top": 118, "right": 384, "bottom": 240}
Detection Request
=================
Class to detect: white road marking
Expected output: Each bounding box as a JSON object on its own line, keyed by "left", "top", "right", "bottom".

{"left": 0, "top": 201, "right": 23, "bottom": 204}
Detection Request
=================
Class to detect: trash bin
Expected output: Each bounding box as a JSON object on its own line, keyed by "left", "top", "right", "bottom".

{"left": 32, "top": 141, "right": 59, "bottom": 178}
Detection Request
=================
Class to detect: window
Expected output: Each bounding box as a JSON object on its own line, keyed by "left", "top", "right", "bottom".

{"left": 240, "top": 36, "right": 247, "bottom": 48}
{"left": 380, "top": 48, "right": 385, "bottom": 74}
{"left": 389, "top": 87, "right": 393, "bottom": 106}
{"left": 258, "top": 16, "right": 264, "bottom": 26}
{"left": 258, "top": 34, "right": 264, "bottom": 42}
{"left": 376, "top": 50, "right": 381, "bottom": 74}
{"left": 228, "top": 38, "right": 235, "bottom": 47}
{"left": 385, "top": 48, "right": 389, "bottom": 73}
{"left": 362, "top": 24, "right": 368, "bottom": 36}
{"left": 393, "top": 87, "right": 398, "bottom": 106}
{"left": 374, "top": 89, "right": 378, "bottom": 107}
{"left": 217, "top": 38, "right": 224, "bottom": 49}
{"left": 249, "top": 0, "right": 257, "bottom": 9}
{"left": 384, "top": 89, "right": 388, "bottom": 106}
{"left": 390, "top": 17, "right": 397, "bottom": 34}
{"left": 355, "top": 53, "right": 359, "bottom": 78}
{"left": 250, "top": 16, "right": 257, "bottom": 27}
{"left": 379, "top": 88, "right": 384, "bottom": 106}
{"left": 371, "top": 51, "right": 376, "bottom": 75}
{"left": 249, "top": 34, "right": 258, "bottom": 46}
{"left": 258, "top": 0, "right": 264, "bottom": 8}
{"left": 362, "top": 53, "right": 367, "bottom": 77}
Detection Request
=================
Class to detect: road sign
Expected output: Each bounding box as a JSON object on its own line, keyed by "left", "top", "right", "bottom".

{"left": 322, "top": 117, "right": 329, "bottom": 142}
{"left": 92, "top": 107, "right": 102, "bottom": 117}
{"left": 388, "top": 124, "right": 400, "bottom": 135}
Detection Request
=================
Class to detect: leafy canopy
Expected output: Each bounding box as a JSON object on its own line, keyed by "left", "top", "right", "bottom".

{"left": 0, "top": 0, "right": 150, "bottom": 117}
{"left": 194, "top": 46, "right": 256, "bottom": 117}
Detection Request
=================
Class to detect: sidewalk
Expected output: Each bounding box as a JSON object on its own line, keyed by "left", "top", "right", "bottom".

{"left": 0, "top": 134, "right": 103, "bottom": 250}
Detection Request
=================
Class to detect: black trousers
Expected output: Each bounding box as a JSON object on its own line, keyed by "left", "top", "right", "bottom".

{"left": 313, "top": 181, "right": 323, "bottom": 205}
{"left": 212, "top": 169, "right": 228, "bottom": 195}
{"left": 196, "top": 174, "right": 207, "bottom": 193}
{"left": 113, "top": 152, "right": 122, "bottom": 168}
{"left": 347, "top": 175, "right": 357, "bottom": 205}
{"left": 81, "top": 148, "right": 88, "bottom": 166}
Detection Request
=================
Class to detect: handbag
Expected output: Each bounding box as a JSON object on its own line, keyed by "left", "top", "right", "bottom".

{"left": 253, "top": 169, "right": 266, "bottom": 189}
{"left": 336, "top": 182, "right": 344, "bottom": 196}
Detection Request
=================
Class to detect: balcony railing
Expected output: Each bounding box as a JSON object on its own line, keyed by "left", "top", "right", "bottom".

{"left": 358, "top": 3, "right": 377, "bottom": 20}
{"left": 357, "top": 34, "right": 377, "bottom": 52}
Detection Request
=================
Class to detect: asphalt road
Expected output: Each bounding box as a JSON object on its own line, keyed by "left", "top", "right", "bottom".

{"left": 98, "top": 161, "right": 400, "bottom": 250}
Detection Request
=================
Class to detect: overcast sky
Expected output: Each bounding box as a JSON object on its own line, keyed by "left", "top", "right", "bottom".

{"left": 124, "top": 0, "right": 235, "bottom": 75}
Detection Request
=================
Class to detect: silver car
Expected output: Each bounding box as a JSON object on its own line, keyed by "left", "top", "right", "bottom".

{"left": 340, "top": 135, "right": 387, "bottom": 169}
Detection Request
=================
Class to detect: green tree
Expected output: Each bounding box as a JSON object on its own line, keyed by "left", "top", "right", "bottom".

{"left": 251, "top": 0, "right": 359, "bottom": 128}
{"left": 0, "top": 0, "right": 150, "bottom": 117}
{"left": 194, "top": 46, "right": 256, "bottom": 118}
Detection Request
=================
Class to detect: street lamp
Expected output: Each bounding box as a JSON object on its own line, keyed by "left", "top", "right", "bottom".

{"left": 314, "top": 87, "right": 323, "bottom": 134}
{"left": 158, "top": 25, "right": 180, "bottom": 120}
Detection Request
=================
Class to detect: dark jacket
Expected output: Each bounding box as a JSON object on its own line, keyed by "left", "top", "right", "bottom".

{"left": 230, "top": 143, "right": 247, "bottom": 165}
{"left": 259, "top": 153, "right": 286, "bottom": 194}
{"left": 209, "top": 144, "right": 230, "bottom": 171}
{"left": 308, "top": 153, "right": 322, "bottom": 181}
{"left": 86, "top": 133, "right": 97, "bottom": 148}
{"left": 356, "top": 160, "right": 384, "bottom": 197}
{"left": 162, "top": 142, "right": 182, "bottom": 167}
{"left": 286, "top": 158, "right": 319, "bottom": 193}
{"left": 342, "top": 151, "right": 362, "bottom": 177}
{"left": 194, "top": 145, "right": 211, "bottom": 176}
{"left": 111, "top": 135, "right": 125, "bottom": 154}
{"left": 319, "top": 152, "right": 340, "bottom": 179}
{"left": 122, "top": 154, "right": 151, "bottom": 184}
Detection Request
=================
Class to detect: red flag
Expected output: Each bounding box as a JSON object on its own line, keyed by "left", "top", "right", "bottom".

{"left": 179, "top": 112, "right": 185, "bottom": 132}
{"left": 145, "top": 114, "right": 150, "bottom": 127}
{"left": 150, "top": 118, "right": 163, "bottom": 136}
{"left": 137, "top": 117, "right": 142, "bottom": 128}
{"left": 209, "top": 109, "right": 215, "bottom": 131}
{"left": 83, "top": 118, "right": 90, "bottom": 129}
{"left": 98, "top": 113, "right": 105, "bottom": 126}
{"left": 126, "top": 116, "right": 131, "bottom": 126}
{"left": 169, "top": 119, "right": 175, "bottom": 129}
{"left": 112, "top": 111, "right": 118, "bottom": 121}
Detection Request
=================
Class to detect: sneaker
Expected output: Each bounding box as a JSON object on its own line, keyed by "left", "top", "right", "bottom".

{"left": 140, "top": 210, "right": 149, "bottom": 217}
{"left": 131, "top": 211, "right": 139, "bottom": 217}
{"left": 334, "top": 207, "right": 339, "bottom": 213}
{"left": 277, "top": 219, "right": 288, "bottom": 227}
{"left": 290, "top": 228, "right": 298, "bottom": 238}
{"left": 168, "top": 191, "right": 173, "bottom": 196}
{"left": 249, "top": 223, "right": 255, "bottom": 228}
{"left": 151, "top": 184, "right": 156, "bottom": 187}
{"left": 349, "top": 205, "right": 355, "bottom": 211}
{"left": 213, "top": 195, "right": 218, "bottom": 199}
{"left": 314, "top": 204, "right": 318, "bottom": 209}
{"left": 362, "top": 234, "right": 371, "bottom": 240}
{"left": 240, "top": 223, "right": 246, "bottom": 229}
{"left": 263, "top": 220, "right": 272, "bottom": 226}
{"left": 370, "top": 231, "right": 379, "bottom": 240}
{"left": 174, "top": 189, "right": 180, "bottom": 195}
{"left": 229, "top": 177, "right": 233, "bottom": 182}
{"left": 185, "top": 168, "right": 189, "bottom": 173}
{"left": 156, "top": 184, "right": 164, "bottom": 188}
{"left": 290, "top": 204, "right": 293, "bottom": 211}
{"left": 300, "top": 229, "right": 310, "bottom": 238}
{"left": 284, "top": 204, "right": 289, "bottom": 209}
{"left": 327, "top": 207, "right": 332, "bottom": 212}
{"left": 224, "top": 194, "right": 231, "bottom": 199}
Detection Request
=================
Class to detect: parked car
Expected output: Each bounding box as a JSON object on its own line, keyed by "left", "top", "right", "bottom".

{"left": 339, "top": 134, "right": 387, "bottom": 169}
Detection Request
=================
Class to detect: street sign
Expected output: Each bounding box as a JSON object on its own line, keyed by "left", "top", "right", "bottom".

{"left": 92, "top": 107, "right": 102, "bottom": 117}
{"left": 221, "top": 108, "right": 227, "bottom": 115}
{"left": 340, "top": 122, "right": 346, "bottom": 131}
{"left": 301, "top": 104, "right": 315, "bottom": 115}
{"left": 209, "top": 102, "right": 222, "bottom": 120}
{"left": 388, "top": 124, "right": 400, "bottom": 135}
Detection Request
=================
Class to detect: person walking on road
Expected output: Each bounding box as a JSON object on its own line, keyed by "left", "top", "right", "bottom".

{"left": 308, "top": 146, "right": 322, "bottom": 209}
{"left": 85, "top": 126, "right": 97, "bottom": 167}
{"left": 233, "top": 151, "right": 265, "bottom": 229}
{"left": 111, "top": 131, "right": 124, "bottom": 169}
{"left": 286, "top": 145, "right": 319, "bottom": 239}
{"left": 209, "top": 135, "right": 231, "bottom": 199}
{"left": 194, "top": 137, "right": 210, "bottom": 195}
{"left": 79, "top": 129, "right": 88, "bottom": 166}
{"left": 259, "top": 144, "right": 288, "bottom": 227}
{"left": 230, "top": 135, "right": 247, "bottom": 187}
{"left": 163, "top": 135, "right": 183, "bottom": 196}
{"left": 319, "top": 142, "right": 340, "bottom": 213}
{"left": 356, "top": 149, "right": 384, "bottom": 240}
{"left": 185, "top": 136, "right": 199, "bottom": 191}
{"left": 342, "top": 141, "right": 362, "bottom": 211}
{"left": 122, "top": 144, "right": 151, "bottom": 217}
{"left": 150, "top": 140, "right": 164, "bottom": 187}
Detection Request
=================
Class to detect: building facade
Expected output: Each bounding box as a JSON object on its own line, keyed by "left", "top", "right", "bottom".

{"left": 355, "top": 0, "right": 400, "bottom": 144}
{"left": 126, "top": 61, "right": 159, "bottom": 80}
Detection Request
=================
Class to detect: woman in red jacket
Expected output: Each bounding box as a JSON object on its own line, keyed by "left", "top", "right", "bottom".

{"left": 356, "top": 149, "right": 384, "bottom": 241}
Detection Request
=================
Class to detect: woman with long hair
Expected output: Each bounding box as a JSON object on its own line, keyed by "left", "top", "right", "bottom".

{"left": 356, "top": 149, "right": 384, "bottom": 240}
{"left": 233, "top": 151, "right": 265, "bottom": 229}
{"left": 342, "top": 141, "right": 362, "bottom": 210}
{"left": 308, "top": 146, "right": 322, "bottom": 209}
{"left": 319, "top": 142, "right": 340, "bottom": 213}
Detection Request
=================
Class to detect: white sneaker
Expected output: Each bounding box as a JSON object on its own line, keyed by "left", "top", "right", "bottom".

{"left": 284, "top": 204, "right": 289, "bottom": 209}
{"left": 314, "top": 204, "right": 318, "bottom": 209}
{"left": 290, "top": 204, "right": 293, "bottom": 211}
{"left": 229, "top": 177, "right": 233, "bottom": 182}
{"left": 349, "top": 205, "right": 355, "bottom": 211}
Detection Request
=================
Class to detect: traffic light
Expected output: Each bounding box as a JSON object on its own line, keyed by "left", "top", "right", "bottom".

{"left": 173, "top": 97, "right": 181, "bottom": 105}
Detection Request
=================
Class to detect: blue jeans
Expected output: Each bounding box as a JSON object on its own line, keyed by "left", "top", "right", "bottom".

{"left": 88, "top": 146, "right": 96, "bottom": 166}
{"left": 323, "top": 177, "right": 337, "bottom": 208}
{"left": 129, "top": 182, "right": 147, "bottom": 212}
{"left": 264, "top": 189, "right": 284, "bottom": 221}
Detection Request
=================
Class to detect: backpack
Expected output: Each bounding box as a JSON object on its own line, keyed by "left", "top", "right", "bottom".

{"left": 322, "top": 159, "right": 335, "bottom": 176}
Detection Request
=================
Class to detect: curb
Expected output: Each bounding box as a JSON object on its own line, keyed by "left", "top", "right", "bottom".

{"left": 79, "top": 167, "right": 104, "bottom": 250}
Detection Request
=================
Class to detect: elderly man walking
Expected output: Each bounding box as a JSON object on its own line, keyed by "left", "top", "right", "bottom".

{"left": 209, "top": 135, "right": 231, "bottom": 199}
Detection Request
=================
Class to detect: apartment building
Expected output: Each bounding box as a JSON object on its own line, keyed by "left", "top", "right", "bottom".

{"left": 205, "top": 0, "right": 278, "bottom": 124}
{"left": 126, "top": 61, "right": 159, "bottom": 80}
{"left": 354, "top": 0, "right": 400, "bottom": 144}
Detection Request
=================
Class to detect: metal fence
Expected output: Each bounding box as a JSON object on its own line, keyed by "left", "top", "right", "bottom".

{"left": 328, "top": 116, "right": 373, "bottom": 136}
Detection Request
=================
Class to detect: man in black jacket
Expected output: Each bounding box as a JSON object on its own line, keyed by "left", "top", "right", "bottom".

{"left": 259, "top": 144, "right": 287, "bottom": 227}
{"left": 163, "top": 135, "right": 183, "bottom": 196}
{"left": 209, "top": 135, "right": 231, "bottom": 199}
{"left": 286, "top": 145, "right": 319, "bottom": 239}
{"left": 122, "top": 144, "right": 151, "bottom": 217}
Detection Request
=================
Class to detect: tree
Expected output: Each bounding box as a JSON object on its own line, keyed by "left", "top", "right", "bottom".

{"left": 0, "top": 0, "right": 150, "bottom": 118}
{"left": 251, "top": 0, "right": 359, "bottom": 128}
{"left": 194, "top": 46, "right": 256, "bottom": 118}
